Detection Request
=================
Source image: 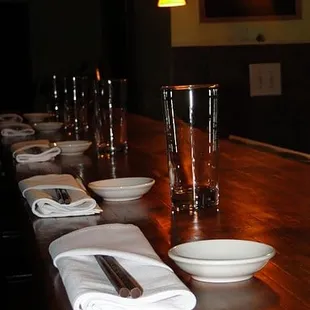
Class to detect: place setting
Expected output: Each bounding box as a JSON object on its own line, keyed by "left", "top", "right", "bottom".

{"left": 18, "top": 174, "right": 102, "bottom": 218}
{"left": 48, "top": 223, "right": 197, "bottom": 310}
{"left": 0, "top": 118, "right": 36, "bottom": 144}
{"left": 11, "top": 139, "right": 61, "bottom": 163}
{"left": 1, "top": 122, "right": 35, "bottom": 137}
{"left": 3, "top": 79, "right": 280, "bottom": 310}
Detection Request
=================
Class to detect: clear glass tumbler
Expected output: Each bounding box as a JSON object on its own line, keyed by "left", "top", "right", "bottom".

{"left": 161, "top": 84, "right": 220, "bottom": 212}
{"left": 63, "top": 76, "right": 90, "bottom": 134}
{"left": 92, "top": 79, "right": 128, "bottom": 153}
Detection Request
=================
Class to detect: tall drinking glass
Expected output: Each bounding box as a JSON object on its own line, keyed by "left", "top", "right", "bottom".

{"left": 92, "top": 79, "right": 128, "bottom": 153}
{"left": 161, "top": 84, "right": 220, "bottom": 212}
{"left": 63, "top": 76, "right": 89, "bottom": 134}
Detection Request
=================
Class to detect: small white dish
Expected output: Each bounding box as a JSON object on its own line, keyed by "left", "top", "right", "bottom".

{"left": 23, "top": 113, "right": 51, "bottom": 123}
{"left": 34, "top": 122, "right": 63, "bottom": 133}
{"left": 56, "top": 140, "right": 92, "bottom": 156}
{"left": 168, "top": 239, "right": 275, "bottom": 283}
{"left": 88, "top": 177, "right": 155, "bottom": 201}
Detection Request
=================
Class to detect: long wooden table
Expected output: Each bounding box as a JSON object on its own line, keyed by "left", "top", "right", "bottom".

{"left": 4, "top": 114, "right": 310, "bottom": 310}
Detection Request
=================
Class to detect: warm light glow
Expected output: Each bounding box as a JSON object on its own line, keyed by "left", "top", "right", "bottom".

{"left": 96, "top": 68, "right": 101, "bottom": 81}
{"left": 158, "top": 0, "right": 186, "bottom": 7}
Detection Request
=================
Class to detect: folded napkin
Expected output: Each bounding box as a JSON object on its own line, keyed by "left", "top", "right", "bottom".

{"left": 11, "top": 139, "right": 50, "bottom": 152}
{"left": 18, "top": 174, "right": 102, "bottom": 218}
{"left": 0, "top": 113, "right": 23, "bottom": 122}
{"left": 1, "top": 123, "right": 35, "bottom": 137}
{"left": 49, "top": 224, "right": 196, "bottom": 310}
{"left": 12, "top": 140, "right": 61, "bottom": 163}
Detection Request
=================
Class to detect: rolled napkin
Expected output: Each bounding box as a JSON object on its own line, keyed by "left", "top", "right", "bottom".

{"left": 18, "top": 174, "right": 102, "bottom": 218}
{"left": 49, "top": 224, "right": 197, "bottom": 310}
{"left": 12, "top": 140, "right": 61, "bottom": 163}
{"left": 0, "top": 113, "right": 23, "bottom": 122}
{"left": 14, "top": 146, "right": 61, "bottom": 163}
{"left": 1, "top": 122, "right": 35, "bottom": 137}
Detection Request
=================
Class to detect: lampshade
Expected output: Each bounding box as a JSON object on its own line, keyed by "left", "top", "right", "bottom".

{"left": 158, "top": 0, "right": 186, "bottom": 7}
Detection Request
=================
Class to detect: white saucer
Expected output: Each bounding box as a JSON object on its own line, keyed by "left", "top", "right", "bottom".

{"left": 34, "top": 122, "right": 63, "bottom": 133}
{"left": 88, "top": 177, "right": 155, "bottom": 201}
{"left": 168, "top": 239, "right": 276, "bottom": 283}
{"left": 56, "top": 140, "right": 92, "bottom": 156}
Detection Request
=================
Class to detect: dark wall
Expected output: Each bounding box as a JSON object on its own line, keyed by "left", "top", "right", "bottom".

{"left": 99, "top": 1, "right": 127, "bottom": 79}
{"left": 29, "top": 0, "right": 102, "bottom": 79}
{"left": 0, "top": 3, "right": 32, "bottom": 113}
{"left": 172, "top": 44, "right": 310, "bottom": 153}
{"left": 127, "top": 0, "right": 171, "bottom": 118}
{"left": 124, "top": 4, "right": 310, "bottom": 153}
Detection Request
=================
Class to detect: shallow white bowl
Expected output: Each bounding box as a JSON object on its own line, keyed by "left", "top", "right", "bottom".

{"left": 34, "top": 122, "right": 63, "bottom": 133}
{"left": 168, "top": 239, "right": 276, "bottom": 283}
{"left": 56, "top": 140, "right": 92, "bottom": 156}
{"left": 88, "top": 177, "right": 155, "bottom": 201}
{"left": 23, "top": 113, "right": 51, "bottom": 123}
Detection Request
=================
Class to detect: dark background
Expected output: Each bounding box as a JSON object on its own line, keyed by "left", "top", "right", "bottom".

{"left": 0, "top": 0, "right": 310, "bottom": 153}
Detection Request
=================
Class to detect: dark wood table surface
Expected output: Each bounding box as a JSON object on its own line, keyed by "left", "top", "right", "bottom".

{"left": 4, "top": 114, "right": 310, "bottom": 310}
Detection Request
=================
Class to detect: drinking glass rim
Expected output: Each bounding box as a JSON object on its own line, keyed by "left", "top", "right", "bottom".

{"left": 161, "top": 83, "right": 219, "bottom": 91}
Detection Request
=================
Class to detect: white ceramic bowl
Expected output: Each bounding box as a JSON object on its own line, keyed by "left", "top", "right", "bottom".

{"left": 88, "top": 177, "right": 155, "bottom": 201}
{"left": 56, "top": 140, "right": 92, "bottom": 156}
{"left": 23, "top": 113, "right": 51, "bottom": 123}
{"left": 34, "top": 122, "right": 63, "bottom": 133}
{"left": 168, "top": 239, "right": 276, "bottom": 283}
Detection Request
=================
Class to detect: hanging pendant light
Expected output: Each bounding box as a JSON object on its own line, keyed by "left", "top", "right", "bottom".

{"left": 158, "top": 0, "right": 186, "bottom": 7}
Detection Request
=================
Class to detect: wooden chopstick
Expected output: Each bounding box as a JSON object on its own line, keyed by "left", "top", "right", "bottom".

{"left": 55, "top": 189, "right": 64, "bottom": 204}
{"left": 96, "top": 255, "right": 143, "bottom": 299}
{"left": 54, "top": 189, "right": 71, "bottom": 204}
{"left": 54, "top": 188, "right": 71, "bottom": 204}
{"left": 95, "top": 255, "right": 130, "bottom": 298}
{"left": 59, "top": 189, "right": 71, "bottom": 204}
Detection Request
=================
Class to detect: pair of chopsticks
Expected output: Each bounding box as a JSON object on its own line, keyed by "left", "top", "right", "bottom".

{"left": 55, "top": 189, "right": 71, "bottom": 204}
{"left": 95, "top": 255, "right": 143, "bottom": 298}
{"left": 26, "top": 146, "right": 44, "bottom": 154}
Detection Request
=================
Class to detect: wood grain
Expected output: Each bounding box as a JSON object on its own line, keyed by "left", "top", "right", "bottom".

{"left": 5, "top": 114, "right": 310, "bottom": 310}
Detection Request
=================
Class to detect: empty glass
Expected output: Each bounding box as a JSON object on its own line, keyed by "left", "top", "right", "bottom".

{"left": 161, "top": 84, "right": 220, "bottom": 212}
{"left": 63, "top": 76, "right": 90, "bottom": 134}
{"left": 92, "top": 79, "right": 128, "bottom": 153}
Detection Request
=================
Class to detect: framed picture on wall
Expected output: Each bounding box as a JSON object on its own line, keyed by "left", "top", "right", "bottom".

{"left": 199, "top": 0, "right": 302, "bottom": 22}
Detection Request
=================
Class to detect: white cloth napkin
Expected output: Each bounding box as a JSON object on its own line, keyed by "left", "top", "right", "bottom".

{"left": 49, "top": 224, "right": 197, "bottom": 310}
{"left": 12, "top": 140, "right": 61, "bottom": 163}
{"left": 0, "top": 113, "right": 23, "bottom": 122}
{"left": 14, "top": 146, "right": 61, "bottom": 163}
{"left": 11, "top": 139, "right": 49, "bottom": 152}
{"left": 18, "top": 174, "right": 102, "bottom": 218}
{"left": 1, "top": 123, "right": 35, "bottom": 137}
